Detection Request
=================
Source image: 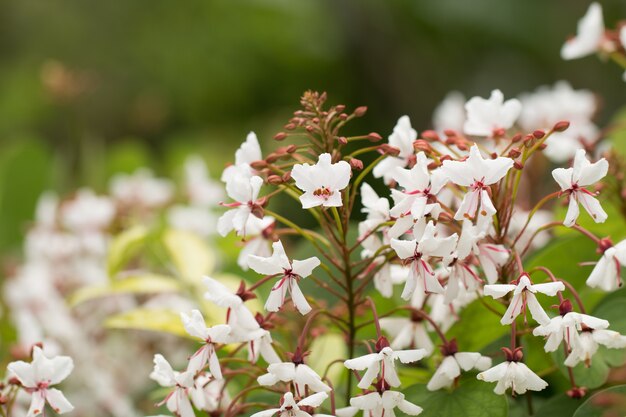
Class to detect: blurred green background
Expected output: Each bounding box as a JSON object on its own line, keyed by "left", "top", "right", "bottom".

{"left": 0, "top": 0, "right": 624, "bottom": 255}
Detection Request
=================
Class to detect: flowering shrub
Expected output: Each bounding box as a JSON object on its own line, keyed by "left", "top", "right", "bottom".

{"left": 3, "top": 2, "right": 626, "bottom": 417}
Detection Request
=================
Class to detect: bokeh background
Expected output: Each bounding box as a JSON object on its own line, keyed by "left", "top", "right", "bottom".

{"left": 0, "top": 0, "right": 624, "bottom": 255}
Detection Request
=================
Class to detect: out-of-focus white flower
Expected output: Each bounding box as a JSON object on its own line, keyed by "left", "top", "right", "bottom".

{"left": 168, "top": 205, "right": 216, "bottom": 237}
{"left": 427, "top": 291, "right": 477, "bottom": 332}
{"left": 552, "top": 148, "right": 608, "bottom": 227}
{"left": 441, "top": 145, "right": 513, "bottom": 224}
{"left": 350, "top": 391, "right": 423, "bottom": 417}
{"left": 344, "top": 344, "right": 426, "bottom": 389}
{"left": 150, "top": 354, "right": 195, "bottom": 417}
{"left": 380, "top": 315, "right": 434, "bottom": 354}
{"left": 484, "top": 274, "right": 564, "bottom": 325}
{"left": 427, "top": 343, "right": 491, "bottom": 390}
{"left": 251, "top": 392, "right": 328, "bottom": 417}
{"left": 257, "top": 361, "right": 331, "bottom": 396}
{"left": 61, "top": 189, "right": 115, "bottom": 232}
{"left": 561, "top": 3, "right": 606, "bottom": 60}
{"left": 183, "top": 156, "right": 224, "bottom": 206}
{"left": 237, "top": 215, "right": 275, "bottom": 271}
{"left": 391, "top": 221, "right": 458, "bottom": 299}
{"left": 291, "top": 153, "right": 351, "bottom": 208}
{"left": 7, "top": 346, "right": 74, "bottom": 417}
{"left": 110, "top": 168, "right": 174, "bottom": 209}
{"left": 373, "top": 116, "right": 418, "bottom": 184}
{"left": 433, "top": 92, "right": 466, "bottom": 134}
{"left": 221, "top": 132, "right": 263, "bottom": 183}
{"left": 217, "top": 175, "right": 264, "bottom": 237}
{"left": 507, "top": 209, "right": 552, "bottom": 252}
{"left": 455, "top": 219, "right": 509, "bottom": 284}
{"left": 463, "top": 90, "right": 521, "bottom": 137}
{"left": 586, "top": 239, "right": 626, "bottom": 291}
{"left": 189, "top": 374, "right": 229, "bottom": 413}
{"left": 203, "top": 276, "right": 259, "bottom": 331}
{"left": 533, "top": 309, "right": 609, "bottom": 353}
{"left": 248, "top": 240, "right": 320, "bottom": 315}
{"left": 360, "top": 183, "right": 390, "bottom": 232}
{"left": 518, "top": 82, "right": 598, "bottom": 163}
{"left": 565, "top": 328, "right": 626, "bottom": 367}
{"left": 180, "top": 310, "right": 231, "bottom": 377}
{"left": 477, "top": 360, "right": 547, "bottom": 395}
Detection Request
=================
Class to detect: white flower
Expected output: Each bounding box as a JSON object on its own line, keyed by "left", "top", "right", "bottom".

{"left": 389, "top": 152, "right": 446, "bottom": 220}
{"left": 150, "top": 354, "right": 195, "bottom": 417}
{"left": 380, "top": 316, "right": 434, "bottom": 354}
{"left": 217, "top": 175, "right": 264, "bottom": 237}
{"left": 507, "top": 209, "right": 552, "bottom": 252}
{"left": 477, "top": 361, "right": 547, "bottom": 395}
{"left": 168, "top": 205, "right": 216, "bottom": 237}
{"left": 61, "top": 188, "right": 115, "bottom": 232}
{"left": 359, "top": 222, "right": 400, "bottom": 298}
{"left": 433, "top": 91, "right": 466, "bottom": 134}
{"left": 180, "top": 310, "right": 231, "bottom": 377}
{"left": 237, "top": 215, "right": 275, "bottom": 271}
{"left": 291, "top": 153, "right": 351, "bottom": 208}
{"left": 427, "top": 349, "right": 491, "bottom": 391}
{"left": 189, "top": 374, "right": 228, "bottom": 412}
{"left": 391, "top": 221, "right": 458, "bottom": 299}
{"left": 586, "top": 239, "right": 626, "bottom": 291}
{"left": 350, "top": 391, "right": 423, "bottom": 417}
{"left": 110, "top": 168, "right": 174, "bottom": 209}
{"left": 533, "top": 311, "right": 609, "bottom": 353}
{"left": 441, "top": 145, "right": 514, "bottom": 223}
{"left": 463, "top": 90, "right": 521, "bottom": 137}
{"left": 251, "top": 392, "right": 328, "bottom": 417}
{"left": 248, "top": 240, "right": 320, "bottom": 315}
{"left": 7, "top": 346, "right": 74, "bottom": 417}
{"left": 221, "top": 132, "right": 263, "bottom": 183}
{"left": 484, "top": 274, "right": 564, "bottom": 326}
{"left": 455, "top": 219, "right": 509, "bottom": 284}
{"left": 184, "top": 156, "right": 224, "bottom": 206}
{"left": 344, "top": 345, "right": 426, "bottom": 389}
{"left": 360, "top": 183, "right": 390, "bottom": 231}
{"left": 561, "top": 3, "right": 605, "bottom": 60}
{"left": 245, "top": 329, "right": 281, "bottom": 364}
{"left": 257, "top": 361, "right": 331, "bottom": 396}
{"left": 565, "top": 328, "right": 626, "bottom": 367}
{"left": 373, "top": 115, "right": 418, "bottom": 184}
{"left": 203, "top": 276, "right": 259, "bottom": 331}
{"left": 552, "top": 148, "right": 608, "bottom": 227}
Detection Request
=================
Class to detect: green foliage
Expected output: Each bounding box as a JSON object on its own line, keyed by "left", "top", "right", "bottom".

{"left": 162, "top": 229, "right": 215, "bottom": 283}
{"left": 104, "top": 308, "right": 191, "bottom": 338}
{"left": 404, "top": 378, "right": 508, "bottom": 417}
{"left": 107, "top": 225, "right": 150, "bottom": 276}
{"left": 308, "top": 332, "right": 349, "bottom": 385}
{"left": 572, "top": 385, "right": 626, "bottom": 417}
{"left": 447, "top": 297, "right": 507, "bottom": 352}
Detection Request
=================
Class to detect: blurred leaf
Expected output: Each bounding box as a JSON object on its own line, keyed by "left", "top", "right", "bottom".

{"left": 447, "top": 297, "right": 508, "bottom": 352}
{"left": 107, "top": 225, "right": 149, "bottom": 276}
{"left": 69, "top": 273, "right": 181, "bottom": 307}
{"left": 308, "top": 332, "right": 348, "bottom": 385}
{"left": 573, "top": 384, "right": 626, "bottom": 417}
{"left": 404, "top": 377, "right": 508, "bottom": 417}
{"left": 162, "top": 229, "right": 215, "bottom": 282}
{"left": 533, "top": 393, "right": 582, "bottom": 417}
{"left": 553, "top": 202, "right": 626, "bottom": 240}
{"left": 104, "top": 308, "right": 190, "bottom": 338}
{"left": 105, "top": 139, "right": 153, "bottom": 177}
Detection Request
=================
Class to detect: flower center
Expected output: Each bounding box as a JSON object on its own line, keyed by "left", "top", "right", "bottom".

{"left": 313, "top": 186, "right": 333, "bottom": 200}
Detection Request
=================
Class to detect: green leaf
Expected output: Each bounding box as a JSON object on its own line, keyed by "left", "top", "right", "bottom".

{"left": 447, "top": 298, "right": 508, "bottom": 352}
{"left": 573, "top": 384, "right": 626, "bottom": 417}
{"left": 107, "top": 225, "right": 150, "bottom": 276}
{"left": 104, "top": 308, "right": 190, "bottom": 338}
{"left": 404, "top": 377, "right": 508, "bottom": 417}
{"left": 308, "top": 332, "right": 348, "bottom": 385}
{"left": 533, "top": 394, "right": 582, "bottom": 417}
{"left": 162, "top": 229, "right": 215, "bottom": 282}
{"left": 69, "top": 274, "right": 182, "bottom": 307}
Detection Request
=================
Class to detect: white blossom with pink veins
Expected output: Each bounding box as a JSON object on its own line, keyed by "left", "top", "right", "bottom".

{"left": 586, "top": 239, "right": 626, "bottom": 291}
{"left": 373, "top": 115, "right": 418, "bottom": 184}
{"left": 237, "top": 215, "right": 275, "bottom": 270}
{"left": 561, "top": 3, "right": 606, "bottom": 60}
{"left": 217, "top": 175, "right": 264, "bottom": 237}
{"left": 247, "top": 240, "right": 320, "bottom": 315}
{"left": 344, "top": 346, "right": 427, "bottom": 389}
{"left": 441, "top": 145, "right": 513, "bottom": 224}
{"left": 455, "top": 219, "right": 509, "bottom": 284}
{"left": 463, "top": 90, "right": 521, "bottom": 137}
{"left": 350, "top": 391, "right": 423, "bottom": 417}
{"left": 257, "top": 362, "right": 331, "bottom": 395}
{"left": 552, "top": 148, "right": 608, "bottom": 227}
{"left": 477, "top": 361, "right": 547, "bottom": 395}
{"left": 251, "top": 392, "right": 328, "bottom": 417}
{"left": 484, "top": 274, "right": 564, "bottom": 326}
{"left": 291, "top": 153, "right": 351, "bottom": 208}
{"left": 7, "top": 347, "right": 74, "bottom": 417}
{"left": 533, "top": 312, "right": 609, "bottom": 353}
{"left": 180, "top": 310, "right": 231, "bottom": 377}
{"left": 150, "top": 354, "right": 195, "bottom": 417}
{"left": 391, "top": 221, "right": 458, "bottom": 299}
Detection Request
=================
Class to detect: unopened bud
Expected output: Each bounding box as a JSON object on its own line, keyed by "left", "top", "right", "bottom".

{"left": 513, "top": 161, "right": 524, "bottom": 170}
{"left": 538, "top": 143, "right": 547, "bottom": 150}
{"left": 338, "top": 136, "right": 348, "bottom": 145}
{"left": 566, "top": 387, "right": 587, "bottom": 399}
{"left": 250, "top": 160, "right": 268, "bottom": 170}
{"left": 421, "top": 130, "right": 440, "bottom": 141}
{"left": 335, "top": 104, "right": 346, "bottom": 113}
{"left": 306, "top": 125, "right": 314, "bottom": 132}
{"left": 553, "top": 120, "right": 570, "bottom": 132}
{"left": 492, "top": 127, "right": 506, "bottom": 138}
{"left": 511, "top": 133, "right": 523, "bottom": 143}
{"left": 367, "top": 132, "right": 383, "bottom": 142}
{"left": 286, "top": 144, "right": 297, "bottom": 153}
{"left": 284, "top": 123, "right": 296, "bottom": 131}
{"left": 456, "top": 141, "right": 469, "bottom": 151}
{"left": 378, "top": 144, "right": 401, "bottom": 156}
{"left": 508, "top": 148, "right": 521, "bottom": 158}
{"left": 598, "top": 237, "right": 614, "bottom": 253}
{"left": 274, "top": 132, "right": 288, "bottom": 141}
{"left": 267, "top": 175, "right": 283, "bottom": 185}
{"left": 312, "top": 117, "right": 320, "bottom": 124}
{"left": 0, "top": 395, "right": 7, "bottom": 405}
{"left": 533, "top": 129, "right": 545, "bottom": 139}
{"left": 339, "top": 113, "right": 348, "bottom": 120}
{"left": 349, "top": 158, "right": 364, "bottom": 170}
{"left": 443, "top": 129, "right": 457, "bottom": 137}
{"left": 559, "top": 299, "right": 573, "bottom": 316}
{"left": 353, "top": 106, "right": 368, "bottom": 117}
